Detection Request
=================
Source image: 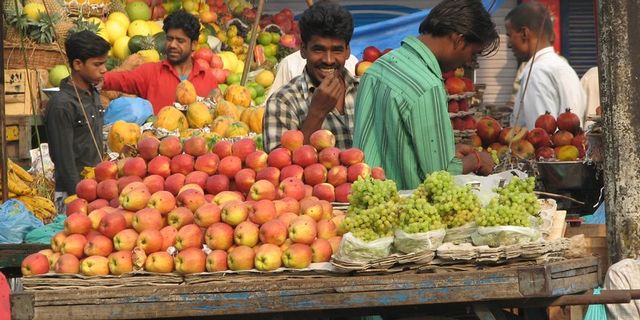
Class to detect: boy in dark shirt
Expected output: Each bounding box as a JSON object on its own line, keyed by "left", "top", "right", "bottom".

{"left": 45, "top": 30, "right": 110, "bottom": 199}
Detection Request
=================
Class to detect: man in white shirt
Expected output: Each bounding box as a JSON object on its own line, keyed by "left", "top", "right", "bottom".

{"left": 266, "top": 50, "right": 359, "bottom": 100}
{"left": 505, "top": 2, "right": 586, "bottom": 129}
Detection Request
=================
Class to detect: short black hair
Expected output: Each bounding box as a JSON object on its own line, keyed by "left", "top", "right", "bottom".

{"left": 299, "top": 0, "right": 353, "bottom": 45}
{"left": 163, "top": 10, "right": 200, "bottom": 41}
{"left": 65, "top": 30, "right": 111, "bottom": 65}
{"left": 505, "top": 2, "right": 554, "bottom": 40}
{"left": 419, "top": 0, "right": 499, "bottom": 56}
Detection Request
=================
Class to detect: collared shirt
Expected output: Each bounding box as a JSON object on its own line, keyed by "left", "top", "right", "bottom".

{"left": 263, "top": 68, "right": 358, "bottom": 152}
{"left": 353, "top": 36, "right": 462, "bottom": 191}
{"left": 45, "top": 77, "right": 104, "bottom": 194}
{"left": 510, "top": 46, "right": 586, "bottom": 129}
{"left": 266, "top": 51, "right": 359, "bottom": 100}
{"left": 102, "top": 59, "right": 218, "bottom": 114}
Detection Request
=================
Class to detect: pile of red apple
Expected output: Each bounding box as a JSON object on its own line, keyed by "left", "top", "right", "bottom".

{"left": 473, "top": 109, "right": 586, "bottom": 161}
{"left": 444, "top": 69, "right": 476, "bottom": 132}
{"left": 355, "top": 46, "right": 392, "bottom": 77}
{"left": 21, "top": 130, "right": 387, "bottom": 277}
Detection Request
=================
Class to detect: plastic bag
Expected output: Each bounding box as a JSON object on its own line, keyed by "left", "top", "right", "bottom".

{"left": 537, "top": 198, "right": 556, "bottom": 235}
{"left": 0, "top": 199, "right": 44, "bottom": 244}
{"left": 104, "top": 97, "right": 154, "bottom": 125}
{"left": 393, "top": 229, "right": 445, "bottom": 254}
{"left": 453, "top": 170, "right": 528, "bottom": 206}
{"left": 336, "top": 233, "right": 394, "bottom": 262}
{"left": 29, "top": 143, "right": 54, "bottom": 181}
{"left": 443, "top": 222, "right": 477, "bottom": 244}
{"left": 584, "top": 288, "right": 608, "bottom": 320}
{"left": 471, "top": 225, "right": 541, "bottom": 247}
{"left": 25, "top": 214, "right": 65, "bottom": 244}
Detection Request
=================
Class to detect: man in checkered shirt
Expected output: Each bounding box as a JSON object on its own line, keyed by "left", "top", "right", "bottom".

{"left": 263, "top": 0, "right": 357, "bottom": 152}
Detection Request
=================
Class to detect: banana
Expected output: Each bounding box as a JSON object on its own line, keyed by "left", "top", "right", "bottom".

{"left": 8, "top": 160, "right": 33, "bottom": 183}
{"left": 8, "top": 172, "right": 34, "bottom": 196}
{"left": 64, "top": 194, "right": 78, "bottom": 205}
{"left": 32, "top": 196, "right": 56, "bottom": 213}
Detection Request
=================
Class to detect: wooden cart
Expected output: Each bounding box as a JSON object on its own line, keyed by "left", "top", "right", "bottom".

{"left": 10, "top": 257, "right": 600, "bottom": 320}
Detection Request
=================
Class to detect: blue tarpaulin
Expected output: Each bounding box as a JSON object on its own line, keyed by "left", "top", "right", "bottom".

{"left": 350, "top": 0, "right": 505, "bottom": 60}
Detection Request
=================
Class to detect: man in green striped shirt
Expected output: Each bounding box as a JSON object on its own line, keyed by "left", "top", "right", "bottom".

{"left": 353, "top": 0, "right": 500, "bottom": 190}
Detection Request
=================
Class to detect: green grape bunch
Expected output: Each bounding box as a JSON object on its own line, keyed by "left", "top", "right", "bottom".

{"left": 475, "top": 177, "right": 540, "bottom": 227}
{"left": 398, "top": 197, "right": 444, "bottom": 233}
{"left": 343, "top": 201, "right": 399, "bottom": 241}
{"left": 348, "top": 177, "right": 400, "bottom": 209}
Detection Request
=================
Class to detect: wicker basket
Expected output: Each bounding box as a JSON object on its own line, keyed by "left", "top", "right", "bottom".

{"left": 4, "top": 42, "right": 67, "bottom": 70}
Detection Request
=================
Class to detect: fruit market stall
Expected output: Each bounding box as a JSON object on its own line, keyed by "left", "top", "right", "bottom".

{"left": 11, "top": 257, "right": 600, "bottom": 320}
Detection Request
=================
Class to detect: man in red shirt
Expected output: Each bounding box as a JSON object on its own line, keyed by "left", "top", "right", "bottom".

{"left": 103, "top": 10, "right": 217, "bottom": 113}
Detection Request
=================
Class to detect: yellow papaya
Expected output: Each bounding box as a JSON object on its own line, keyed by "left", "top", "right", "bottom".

{"left": 176, "top": 80, "right": 197, "bottom": 105}
{"left": 248, "top": 106, "right": 265, "bottom": 133}
{"left": 215, "top": 100, "right": 241, "bottom": 120}
{"left": 224, "top": 84, "right": 252, "bottom": 108}
{"left": 108, "top": 120, "right": 141, "bottom": 153}
{"left": 225, "top": 121, "right": 250, "bottom": 138}
{"left": 154, "top": 106, "right": 189, "bottom": 131}
{"left": 187, "top": 101, "right": 214, "bottom": 128}
{"left": 211, "top": 116, "right": 235, "bottom": 136}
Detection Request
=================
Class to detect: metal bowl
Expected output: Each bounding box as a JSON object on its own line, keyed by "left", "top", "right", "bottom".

{"left": 537, "top": 161, "right": 598, "bottom": 190}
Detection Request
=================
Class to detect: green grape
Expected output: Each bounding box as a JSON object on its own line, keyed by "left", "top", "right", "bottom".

{"left": 475, "top": 177, "right": 540, "bottom": 227}
{"left": 398, "top": 197, "right": 444, "bottom": 233}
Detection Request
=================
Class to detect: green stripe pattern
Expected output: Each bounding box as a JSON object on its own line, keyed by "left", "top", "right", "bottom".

{"left": 353, "top": 36, "right": 462, "bottom": 190}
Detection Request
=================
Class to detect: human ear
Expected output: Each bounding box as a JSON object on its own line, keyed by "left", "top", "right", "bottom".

{"left": 72, "top": 59, "right": 83, "bottom": 72}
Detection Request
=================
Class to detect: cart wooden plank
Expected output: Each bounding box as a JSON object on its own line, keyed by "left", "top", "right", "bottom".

{"left": 10, "top": 257, "right": 599, "bottom": 320}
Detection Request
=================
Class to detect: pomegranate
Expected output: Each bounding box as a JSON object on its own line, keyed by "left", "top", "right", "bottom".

{"left": 557, "top": 108, "right": 581, "bottom": 134}
{"left": 551, "top": 130, "right": 574, "bottom": 147}
{"left": 535, "top": 111, "right": 557, "bottom": 135}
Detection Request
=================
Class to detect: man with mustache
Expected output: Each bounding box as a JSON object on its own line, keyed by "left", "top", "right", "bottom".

{"left": 102, "top": 10, "right": 218, "bottom": 114}
{"left": 262, "top": 0, "right": 356, "bottom": 151}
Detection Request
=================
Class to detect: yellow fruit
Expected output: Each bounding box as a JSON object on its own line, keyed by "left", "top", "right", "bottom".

{"left": 176, "top": 80, "right": 198, "bottom": 105}
{"left": 182, "top": 0, "right": 197, "bottom": 12}
{"left": 108, "top": 120, "right": 141, "bottom": 153}
{"left": 198, "top": 33, "right": 207, "bottom": 44}
{"left": 248, "top": 106, "right": 264, "bottom": 133}
{"left": 108, "top": 11, "right": 130, "bottom": 30}
{"left": 210, "top": 116, "right": 234, "bottom": 136}
{"left": 224, "top": 84, "right": 252, "bottom": 108}
{"left": 147, "top": 21, "right": 163, "bottom": 35}
{"left": 187, "top": 102, "right": 214, "bottom": 128}
{"left": 154, "top": 106, "right": 189, "bottom": 131}
{"left": 255, "top": 70, "right": 274, "bottom": 88}
{"left": 215, "top": 100, "right": 241, "bottom": 120}
{"left": 218, "top": 52, "right": 238, "bottom": 71}
{"left": 128, "top": 20, "right": 151, "bottom": 37}
{"left": 105, "top": 20, "right": 127, "bottom": 44}
{"left": 24, "top": 3, "right": 46, "bottom": 22}
{"left": 556, "top": 145, "right": 579, "bottom": 161}
{"left": 138, "top": 49, "right": 160, "bottom": 62}
{"left": 112, "top": 36, "right": 131, "bottom": 60}
{"left": 234, "top": 60, "right": 245, "bottom": 74}
{"left": 225, "top": 121, "right": 250, "bottom": 138}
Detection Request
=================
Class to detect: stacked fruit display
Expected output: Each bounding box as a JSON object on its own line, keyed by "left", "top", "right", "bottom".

{"left": 21, "top": 129, "right": 386, "bottom": 276}
{"left": 0, "top": 160, "right": 57, "bottom": 222}
{"left": 445, "top": 70, "right": 478, "bottom": 147}
{"left": 473, "top": 109, "right": 586, "bottom": 161}
{"left": 354, "top": 46, "right": 392, "bottom": 76}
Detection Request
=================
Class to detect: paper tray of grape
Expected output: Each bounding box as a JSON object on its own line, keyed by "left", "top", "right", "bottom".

{"left": 434, "top": 237, "right": 570, "bottom": 265}
{"left": 331, "top": 249, "right": 436, "bottom": 273}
